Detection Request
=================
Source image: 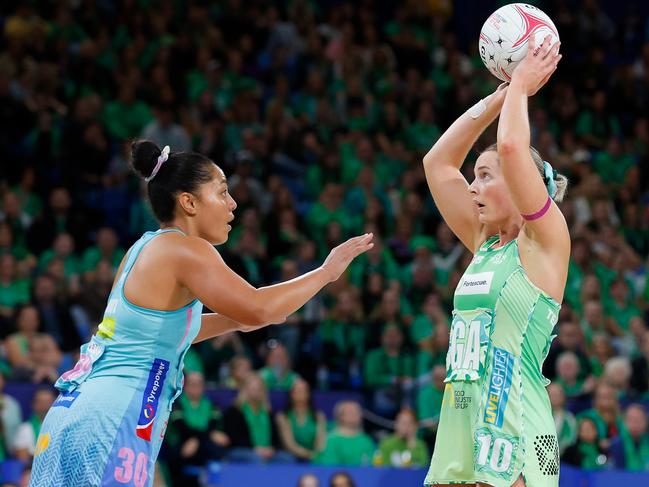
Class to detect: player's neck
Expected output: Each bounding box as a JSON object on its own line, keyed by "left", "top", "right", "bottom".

{"left": 495, "top": 220, "right": 522, "bottom": 248}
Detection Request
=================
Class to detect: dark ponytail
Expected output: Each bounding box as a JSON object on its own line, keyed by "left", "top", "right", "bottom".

{"left": 131, "top": 140, "right": 216, "bottom": 222}
{"left": 131, "top": 140, "right": 162, "bottom": 180}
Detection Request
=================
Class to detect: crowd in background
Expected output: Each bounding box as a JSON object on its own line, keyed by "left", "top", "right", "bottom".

{"left": 0, "top": 0, "right": 649, "bottom": 485}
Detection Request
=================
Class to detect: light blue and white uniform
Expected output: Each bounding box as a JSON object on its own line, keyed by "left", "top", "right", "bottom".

{"left": 30, "top": 229, "right": 202, "bottom": 487}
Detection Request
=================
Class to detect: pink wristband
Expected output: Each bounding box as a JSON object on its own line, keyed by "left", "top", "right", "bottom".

{"left": 521, "top": 196, "right": 552, "bottom": 221}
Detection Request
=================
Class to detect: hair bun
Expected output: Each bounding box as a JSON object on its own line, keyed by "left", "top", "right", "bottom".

{"left": 131, "top": 140, "right": 162, "bottom": 180}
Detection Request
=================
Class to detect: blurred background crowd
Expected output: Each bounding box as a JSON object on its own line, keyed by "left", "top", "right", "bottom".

{"left": 0, "top": 0, "right": 648, "bottom": 485}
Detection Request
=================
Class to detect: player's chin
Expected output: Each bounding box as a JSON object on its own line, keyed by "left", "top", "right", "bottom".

{"left": 211, "top": 230, "right": 229, "bottom": 246}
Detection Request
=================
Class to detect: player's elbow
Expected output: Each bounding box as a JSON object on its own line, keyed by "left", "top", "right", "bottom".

{"left": 497, "top": 140, "right": 528, "bottom": 165}
{"left": 240, "top": 304, "right": 272, "bottom": 327}
{"left": 422, "top": 146, "right": 444, "bottom": 168}
{"left": 497, "top": 139, "right": 520, "bottom": 156}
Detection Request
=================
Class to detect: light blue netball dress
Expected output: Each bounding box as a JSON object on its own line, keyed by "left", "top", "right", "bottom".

{"left": 30, "top": 229, "right": 203, "bottom": 487}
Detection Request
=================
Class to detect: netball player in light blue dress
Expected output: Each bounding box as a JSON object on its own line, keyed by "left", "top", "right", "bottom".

{"left": 29, "top": 141, "right": 374, "bottom": 486}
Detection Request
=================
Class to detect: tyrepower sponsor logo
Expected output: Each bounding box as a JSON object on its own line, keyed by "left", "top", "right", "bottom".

{"left": 456, "top": 272, "right": 494, "bottom": 295}
{"left": 484, "top": 347, "right": 514, "bottom": 428}
{"left": 52, "top": 391, "right": 80, "bottom": 408}
{"left": 136, "top": 358, "right": 169, "bottom": 441}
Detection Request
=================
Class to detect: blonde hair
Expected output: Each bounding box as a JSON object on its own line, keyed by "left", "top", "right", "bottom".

{"left": 483, "top": 144, "right": 568, "bottom": 202}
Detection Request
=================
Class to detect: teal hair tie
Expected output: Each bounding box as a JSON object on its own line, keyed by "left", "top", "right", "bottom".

{"left": 543, "top": 161, "right": 557, "bottom": 198}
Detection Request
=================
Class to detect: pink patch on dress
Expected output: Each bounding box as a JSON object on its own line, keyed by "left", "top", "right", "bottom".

{"left": 60, "top": 354, "right": 92, "bottom": 381}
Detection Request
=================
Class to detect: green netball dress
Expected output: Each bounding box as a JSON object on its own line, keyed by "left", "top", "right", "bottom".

{"left": 425, "top": 235, "right": 560, "bottom": 487}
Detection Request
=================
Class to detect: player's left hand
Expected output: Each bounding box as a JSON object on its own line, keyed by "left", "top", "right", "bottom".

{"left": 512, "top": 33, "right": 561, "bottom": 96}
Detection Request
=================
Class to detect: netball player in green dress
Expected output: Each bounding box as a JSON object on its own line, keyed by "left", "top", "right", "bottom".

{"left": 422, "top": 35, "right": 567, "bottom": 487}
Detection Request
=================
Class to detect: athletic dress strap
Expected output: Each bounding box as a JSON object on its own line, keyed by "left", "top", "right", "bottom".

{"left": 115, "top": 228, "right": 186, "bottom": 295}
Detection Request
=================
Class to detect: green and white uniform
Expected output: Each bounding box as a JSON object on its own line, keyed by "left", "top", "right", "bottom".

{"left": 425, "top": 236, "right": 560, "bottom": 487}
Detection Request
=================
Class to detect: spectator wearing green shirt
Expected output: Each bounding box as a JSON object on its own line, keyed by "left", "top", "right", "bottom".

{"left": 5, "top": 305, "right": 62, "bottom": 383}
{"left": 575, "top": 90, "right": 621, "bottom": 150}
{"left": 167, "top": 372, "right": 230, "bottom": 486}
{"left": 38, "top": 233, "right": 81, "bottom": 279}
{"left": 404, "top": 102, "right": 440, "bottom": 153}
{"left": 626, "top": 316, "right": 648, "bottom": 365}
{"left": 0, "top": 254, "right": 31, "bottom": 318}
{"left": 223, "top": 374, "right": 294, "bottom": 464}
{"left": 548, "top": 383, "right": 578, "bottom": 455}
{"left": 555, "top": 351, "right": 594, "bottom": 399}
{"left": 81, "top": 227, "right": 125, "bottom": 274}
{"left": 0, "top": 191, "right": 32, "bottom": 249}
{"left": 602, "top": 357, "right": 632, "bottom": 395}
{"left": 102, "top": 84, "right": 153, "bottom": 141}
{"left": 590, "top": 333, "right": 615, "bottom": 378}
{"left": 276, "top": 379, "right": 326, "bottom": 461}
{"left": 562, "top": 417, "right": 608, "bottom": 470}
{"left": 431, "top": 223, "right": 464, "bottom": 293}
{"left": 609, "top": 405, "right": 649, "bottom": 471}
{"left": 306, "top": 183, "right": 360, "bottom": 246}
{"left": 400, "top": 241, "right": 437, "bottom": 312}
{"left": 339, "top": 137, "right": 403, "bottom": 189}
{"left": 579, "top": 274, "right": 604, "bottom": 315}
{"left": 364, "top": 324, "right": 415, "bottom": 418}
{"left": 604, "top": 278, "right": 641, "bottom": 334}
{"left": 410, "top": 293, "right": 449, "bottom": 378}
{"left": 417, "top": 364, "right": 446, "bottom": 432}
{"left": 367, "top": 288, "right": 413, "bottom": 347}
{"left": 258, "top": 343, "right": 301, "bottom": 391}
{"left": 316, "top": 400, "right": 376, "bottom": 466}
{"left": 224, "top": 355, "right": 254, "bottom": 390}
{"left": 197, "top": 332, "right": 247, "bottom": 384}
{"left": 349, "top": 237, "right": 401, "bottom": 290}
{"left": 375, "top": 408, "right": 429, "bottom": 467}
{"left": 318, "top": 288, "right": 366, "bottom": 388}
{"left": 577, "top": 382, "right": 624, "bottom": 445}
{"left": 620, "top": 203, "right": 649, "bottom": 257}
{"left": 306, "top": 152, "right": 343, "bottom": 198}
{"left": 0, "top": 221, "right": 32, "bottom": 266}
{"left": 580, "top": 300, "right": 616, "bottom": 348}
{"left": 565, "top": 238, "right": 594, "bottom": 312}
{"left": 12, "top": 167, "right": 43, "bottom": 220}
{"left": 592, "top": 137, "right": 636, "bottom": 186}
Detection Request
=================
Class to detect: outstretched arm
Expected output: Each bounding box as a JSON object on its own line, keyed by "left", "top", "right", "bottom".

{"left": 423, "top": 85, "right": 507, "bottom": 252}
{"left": 178, "top": 233, "right": 374, "bottom": 327}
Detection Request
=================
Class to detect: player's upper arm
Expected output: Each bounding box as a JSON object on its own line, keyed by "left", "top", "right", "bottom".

{"left": 498, "top": 143, "right": 570, "bottom": 252}
{"left": 173, "top": 238, "right": 268, "bottom": 325}
{"left": 423, "top": 162, "right": 481, "bottom": 252}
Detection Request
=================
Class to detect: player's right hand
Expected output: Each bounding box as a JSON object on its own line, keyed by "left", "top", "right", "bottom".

{"left": 321, "top": 233, "right": 374, "bottom": 282}
{"left": 512, "top": 33, "right": 561, "bottom": 96}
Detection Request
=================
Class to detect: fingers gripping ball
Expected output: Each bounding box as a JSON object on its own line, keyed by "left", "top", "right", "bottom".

{"left": 479, "top": 3, "right": 560, "bottom": 82}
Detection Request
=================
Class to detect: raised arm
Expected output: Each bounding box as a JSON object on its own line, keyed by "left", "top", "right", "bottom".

{"left": 497, "top": 34, "right": 568, "bottom": 248}
{"left": 178, "top": 233, "right": 373, "bottom": 327}
{"left": 423, "top": 85, "right": 507, "bottom": 252}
